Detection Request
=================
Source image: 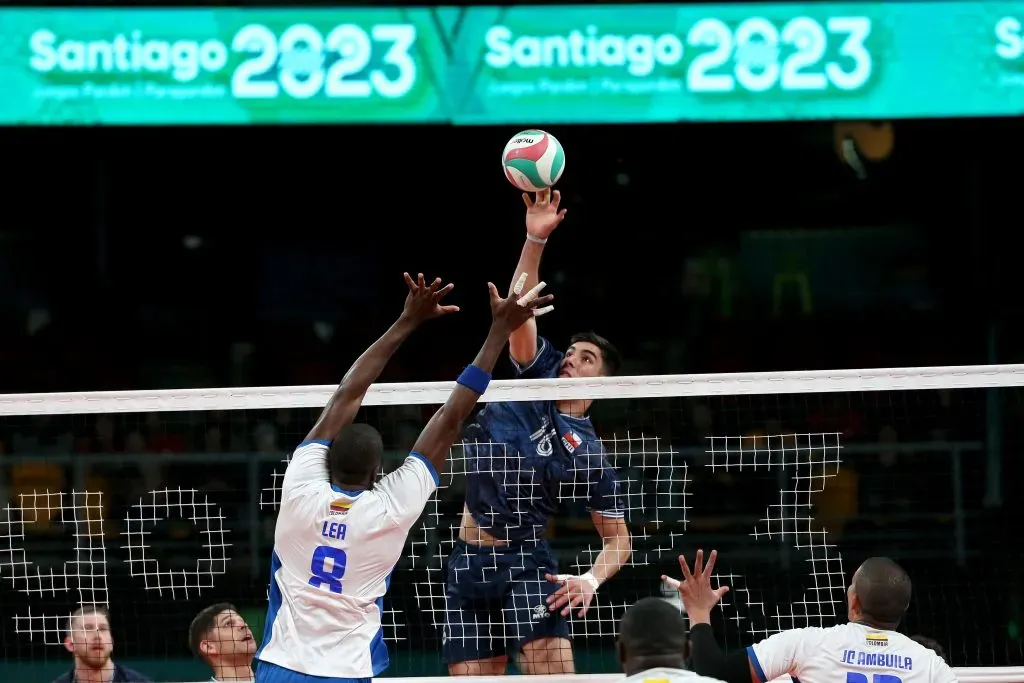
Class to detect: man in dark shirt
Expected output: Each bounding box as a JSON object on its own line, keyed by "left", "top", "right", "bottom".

{"left": 52, "top": 606, "right": 152, "bottom": 683}
{"left": 443, "top": 189, "right": 632, "bottom": 676}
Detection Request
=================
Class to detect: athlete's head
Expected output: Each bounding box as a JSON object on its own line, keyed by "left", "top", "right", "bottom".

{"left": 64, "top": 605, "right": 113, "bottom": 670}
{"left": 189, "top": 603, "right": 256, "bottom": 667}
{"left": 560, "top": 331, "right": 621, "bottom": 379}
{"left": 617, "top": 597, "right": 689, "bottom": 676}
{"left": 329, "top": 423, "right": 384, "bottom": 490}
{"left": 847, "top": 557, "right": 912, "bottom": 629}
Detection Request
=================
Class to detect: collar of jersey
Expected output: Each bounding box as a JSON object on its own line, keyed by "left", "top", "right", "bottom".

{"left": 331, "top": 485, "right": 366, "bottom": 497}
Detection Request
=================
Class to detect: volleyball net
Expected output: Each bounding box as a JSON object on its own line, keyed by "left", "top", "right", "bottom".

{"left": 0, "top": 365, "right": 1022, "bottom": 683}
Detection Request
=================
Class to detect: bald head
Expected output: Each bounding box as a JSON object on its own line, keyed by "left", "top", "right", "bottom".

{"left": 850, "top": 557, "right": 912, "bottom": 628}
{"left": 618, "top": 598, "right": 689, "bottom": 675}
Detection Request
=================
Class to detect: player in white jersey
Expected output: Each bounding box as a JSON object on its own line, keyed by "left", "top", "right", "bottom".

{"left": 253, "top": 272, "right": 554, "bottom": 683}
{"left": 662, "top": 550, "right": 958, "bottom": 683}
{"left": 617, "top": 596, "right": 726, "bottom": 683}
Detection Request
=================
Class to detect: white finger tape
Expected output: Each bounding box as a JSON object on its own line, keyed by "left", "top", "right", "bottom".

{"left": 512, "top": 272, "right": 528, "bottom": 295}
{"left": 533, "top": 306, "right": 554, "bottom": 317}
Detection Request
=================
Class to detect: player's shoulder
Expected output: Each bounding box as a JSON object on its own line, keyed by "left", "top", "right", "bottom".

{"left": 389, "top": 452, "right": 441, "bottom": 486}
{"left": 889, "top": 632, "right": 954, "bottom": 669}
{"left": 536, "top": 335, "right": 560, "bottom": 356}
{"left": 295, "top": 438, "right": 330, "bottom": 452}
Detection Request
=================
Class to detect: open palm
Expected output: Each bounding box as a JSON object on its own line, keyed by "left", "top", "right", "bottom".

{"left": 662, "top": 549, "right": 731, "bottom": 615}
{"left": 523, "top": 189, "right": 567, "bottom": 239}
{"left": 401, "top": 273, "right": 459, "bottom": 323}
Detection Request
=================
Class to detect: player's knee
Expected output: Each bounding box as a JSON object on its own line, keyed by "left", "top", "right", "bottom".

{"left": 448, "top": 656, "right": 507, "bottom": 676}
{"left": 520, "top": 637, "right": 574, "bottom": 674}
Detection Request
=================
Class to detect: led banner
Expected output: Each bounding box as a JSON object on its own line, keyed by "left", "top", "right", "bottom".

{"left": 2, "top": 3, "right": 1023, "bottom": 125}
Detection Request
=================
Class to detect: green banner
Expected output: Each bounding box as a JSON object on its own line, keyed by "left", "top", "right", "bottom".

{"left": 2, "top": 3, "right": 1024, "bottom": 124}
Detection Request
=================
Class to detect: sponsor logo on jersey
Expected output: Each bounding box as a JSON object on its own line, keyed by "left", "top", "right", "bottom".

{"left": 329, "top": 499, "right": 351, "bottom": 516}
{"left": 561, "top": 431, "right": 582, "bottom": 452}
{"left": 865, "top": 633, "right": 889, "bottom": 647}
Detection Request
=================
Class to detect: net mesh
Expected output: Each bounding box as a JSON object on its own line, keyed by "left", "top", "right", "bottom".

{"left": 0, "top": 371, "right": 1022, "bottom": 682}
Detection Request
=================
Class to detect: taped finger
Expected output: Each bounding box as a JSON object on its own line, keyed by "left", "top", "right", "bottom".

{"left": 663, "top": 577, "right": 681, "bottom": 590}
{"left": 533, "top": 305, "right": 554, "bottom": 317}
{"left": 517, "top": 280, "right": 547, "bottom": 306}
{"left": 512, "top": 272, "right": 528, "bottom": 295}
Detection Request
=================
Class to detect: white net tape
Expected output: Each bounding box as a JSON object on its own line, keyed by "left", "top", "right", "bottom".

{"left": 3, "top": 363, "right": 1024, "bottom": 416}
{"left": 1, "top": 364, "right": 1023, "bottom": 682}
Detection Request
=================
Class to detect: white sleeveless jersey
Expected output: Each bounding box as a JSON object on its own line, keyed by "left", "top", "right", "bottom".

{"left": 622, "top": 666, "right": 727, "bottom": 683}
{"left": 254, "top": 440, "right": 439, "bottom": 680}
{"left": 748, "top": 622, "right": 957, "bottom": 683}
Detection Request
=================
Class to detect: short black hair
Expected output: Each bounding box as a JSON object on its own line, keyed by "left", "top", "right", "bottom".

{"left": 189, "top": 602, "right": 236, "bottom": 659}
{"left": 569, "top": 331, "right": 621, "bottom": 375}
{"left": 328, "top": 423, "right": 384, "bottom": 486}
{"left": 619, "top": 597, "right": 688, "bottom": 659}
{"left": 853, "top": 557, "right": 912, "bottom": 628}
{"left": 910, "top": 635, "right": 948, "bottom": 663}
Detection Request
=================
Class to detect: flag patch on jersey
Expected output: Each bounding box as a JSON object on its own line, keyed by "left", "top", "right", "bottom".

{"left": 561, "top": 431, "right": 582, "bottom": 452}
{"left": 865, "top": 633, "right": 888, "bottom": 647}
{"left": 329, "top": 500, "right": 351, "bottom": 515}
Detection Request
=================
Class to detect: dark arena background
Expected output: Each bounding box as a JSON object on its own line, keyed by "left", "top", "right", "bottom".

{"left": 1, "top": 1, "right": 1024, "bottom": 682}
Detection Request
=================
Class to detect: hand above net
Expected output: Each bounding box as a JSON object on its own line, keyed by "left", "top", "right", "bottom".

{"left": 544, "top": 571, "right": 599, "bottom": 618}
{"left": 511, "top": 272, "right": 554, "bottom": 317}
{"left": 661, "top": 549, "right": 731, "bottom": 623}
{"left": 400, "top": 272, "right": 460, "bottom": 324}
{"left": 488, "top": 274, "right": 554, "bottom": 336}
{"left": 523, "top": 188, "right": 567, "bottom": 242}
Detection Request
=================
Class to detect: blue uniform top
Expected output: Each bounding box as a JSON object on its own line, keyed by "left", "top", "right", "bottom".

{"left": 464, "top": 337, "right": 625, "bottom": 544}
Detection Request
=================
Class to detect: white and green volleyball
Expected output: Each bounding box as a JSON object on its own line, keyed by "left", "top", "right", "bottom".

{"left": 501, "top": 129, "right": 566, "bottom": 193}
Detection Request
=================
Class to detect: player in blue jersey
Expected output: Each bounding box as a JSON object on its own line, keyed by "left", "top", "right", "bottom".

{"left": 254, "top": 272, "right": 553, "bottom": 683}
{"left": 443, "top": 189, "right": 632, "bottom": 676}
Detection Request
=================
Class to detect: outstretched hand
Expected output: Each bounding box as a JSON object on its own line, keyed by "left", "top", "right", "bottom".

{"left": 488, "top": 272, "right": 554, "bottom": 335}
{"left": 524, "top": 189, "right": 567, "bottom": 240}
{"left": 401, "top": 273, "right": 459, "bottom": 324}
{"left": 661, "top": 549, "right": 730, "bottom": 621}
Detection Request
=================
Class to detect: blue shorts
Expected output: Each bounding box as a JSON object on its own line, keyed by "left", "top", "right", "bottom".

{"left": 255, "top": 660, "right": 369, "bottom": 683}
{"left": 441, "top": 538, "right": 570, "bottom": 663}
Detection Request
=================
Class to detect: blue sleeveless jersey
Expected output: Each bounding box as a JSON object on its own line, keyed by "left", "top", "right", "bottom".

{"left": 464, "top": 337, "right": 625, "bottom": 543}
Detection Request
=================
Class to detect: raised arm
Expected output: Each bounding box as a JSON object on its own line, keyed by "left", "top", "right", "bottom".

{"left": 508, "top": 189, "right": 565, "bottom": 365}
{"left": 412, "top": 277, "right": 554, "bottom": 473}
{"left": 305, "top": 273, "right": 458, "bottom": 443}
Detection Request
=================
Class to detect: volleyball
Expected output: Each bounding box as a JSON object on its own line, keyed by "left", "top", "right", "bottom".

{"left": 501, "top": 129, "right": 566, "bottom": 193}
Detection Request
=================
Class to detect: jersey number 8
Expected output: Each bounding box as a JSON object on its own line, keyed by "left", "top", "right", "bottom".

{"left": 308, "top": 545, "right": 347, "bottom": 594}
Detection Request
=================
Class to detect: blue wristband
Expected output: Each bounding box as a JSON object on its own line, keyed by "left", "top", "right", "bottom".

{"left": 457, "top": 365, "right": 491, "bottom": 394}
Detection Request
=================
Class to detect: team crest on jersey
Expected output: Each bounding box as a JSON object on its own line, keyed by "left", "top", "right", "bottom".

{"left": 329, "top": 499, "right": 351, "bottom": 516}
{"left": 865, "top": 633, "right": 888, "bottom": 647}
{"left": 529, "top": 417, "right": 556, "bottom": 457}
{"left": 561, "top": 431, "right": 582, "bottom": 453}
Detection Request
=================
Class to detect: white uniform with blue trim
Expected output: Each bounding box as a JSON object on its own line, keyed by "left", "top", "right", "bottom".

{"left": 747, "top": 623, "right": 957, "bottom": 683}
{"left": 254, "top": 440, "right": 440, "bottom": 682}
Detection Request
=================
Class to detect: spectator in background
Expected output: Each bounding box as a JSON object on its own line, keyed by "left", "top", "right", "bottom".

{"left": 53, "top": 605, "right": 152, "bottom": 683}
{"left": 189, "top": 603, "right": 257, "bottom": 682}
